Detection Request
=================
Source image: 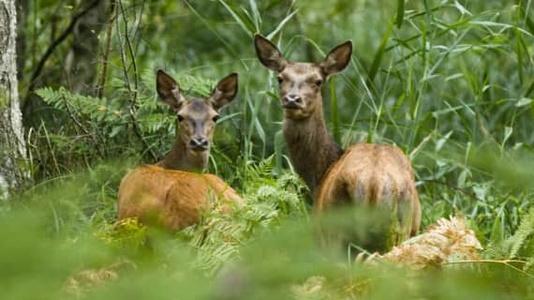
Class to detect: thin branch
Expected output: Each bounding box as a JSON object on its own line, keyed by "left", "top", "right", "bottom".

{"left": 115, "top": 0, "right": 156, "bottom": 160}
{"left": 115, "top": 0, "right": 130, "bottom": 92}
{"left": 96, "top": 1, "right": 117, "bottom": 99}
{"left": 132, "top": 0, "right": 146, "bottom": 54}
{"left": 62, "top": 97, "right": 105, "bottom": 157}
{"left": 118, "top": 0, "right": 138, "bottom": 105}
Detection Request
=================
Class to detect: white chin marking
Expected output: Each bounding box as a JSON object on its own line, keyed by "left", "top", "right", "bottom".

{"left": 189, "top": 148, "right": 207, "bottom": 155}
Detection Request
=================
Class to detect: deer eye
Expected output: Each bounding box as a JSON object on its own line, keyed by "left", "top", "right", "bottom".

{"left": 277, "top": 76, "right": 283, "bottom": 84}
{"left": 177, "top": 114, "right": 185, "bottom": 122}
{"left": 315, "top": 79, "right": 323, "bottom": 86}
{"left": 212, "top": 115, "right": 220, "bottom": 122}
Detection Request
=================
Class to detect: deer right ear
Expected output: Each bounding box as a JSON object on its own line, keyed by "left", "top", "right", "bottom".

{"left": 320, "top": 41, "right": 352, "bottom": 77}
{"left": 254, "top": 35, "right": 287, "bottom": 72}
{"left": 156, "top": 70, "right": 185, "bottom": 111}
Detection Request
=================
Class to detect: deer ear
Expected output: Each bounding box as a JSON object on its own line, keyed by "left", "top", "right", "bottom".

{"left": 210, "top": 73, "right": 238, "bottom": 110}
{"left": 254, "top": 35, "right": 287, "bottom": 72}
{"left": 320, "top": 41, "right": 352, "bottom": 76}
{"left": 156, "top": 70, "right": 185, "bottom": 111}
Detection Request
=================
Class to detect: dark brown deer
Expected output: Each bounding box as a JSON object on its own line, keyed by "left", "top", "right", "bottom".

{"left": 254, "top": 35, "right": 420, "bottom": 239}
{"left": 117, "top": 70, "right": 243, "bottom": 230}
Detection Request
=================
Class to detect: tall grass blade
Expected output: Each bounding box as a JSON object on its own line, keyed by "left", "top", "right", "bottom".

{"left": 329, "top": 79, "right": 340, "bottom": 144}
{"left": 396, "top": 0, "right": 404, "bottom": 28}
{"left": 184, "top": 0, "right": 239, "bottom": 58}
{"left": 248, "top": 0, "right": 261, "bottom": 30}
{"left": 367, "top": 22, "right": 393, "bottom": 85}
{"left": 518, "top": 0, "right": 534, "bottom": 34}
{"left": 267, "top": 10, "right": 298, "bottom": 39}
{"left": 219, "top": 0, "right": 255, "bottom": 36}
{"left": 274, "top": 130, "right": 284, "bottom": 175}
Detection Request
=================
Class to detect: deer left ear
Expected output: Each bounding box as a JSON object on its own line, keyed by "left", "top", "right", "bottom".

{"left": 320, "top": 41, "right": 352, "bottom": 77}
{"left": 254, "top": 35, "right": 287, "bottom": 72}
{"left": 156, "top": 70, "right": 185, "bottom": 111}
{"left": 210, "top": 73, "right": 238, "bottom": 110}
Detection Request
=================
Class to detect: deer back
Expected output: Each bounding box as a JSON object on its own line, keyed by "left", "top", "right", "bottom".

{"left": 315, "top": 144, "right": 421, "bottom": 237}
{"left": 118, "top": 165, "right": 243, "bottom": 230}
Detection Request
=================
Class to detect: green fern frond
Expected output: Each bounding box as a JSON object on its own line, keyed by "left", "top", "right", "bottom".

{"left": 178, "top": 158, "right": 307, "bottom": 275}
{"left": 506, "top": 208, "right": 534, "bottom": 260}
{"left": 36, "top": 87, "right": 125, "bottom": 123}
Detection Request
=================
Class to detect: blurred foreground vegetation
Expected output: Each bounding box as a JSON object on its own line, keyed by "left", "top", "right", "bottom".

{"left": 4, "top": 162, "right": 533, "bottom": 299}
{"left": 3, "top": 0, "right": 534, "bottom": 298}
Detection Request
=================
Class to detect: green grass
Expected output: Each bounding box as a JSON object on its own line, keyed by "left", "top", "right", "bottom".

{"left": 7, "top": 0, "right": 534, "bottom": 298}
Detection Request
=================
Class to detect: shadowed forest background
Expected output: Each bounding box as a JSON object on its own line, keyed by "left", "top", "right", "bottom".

{"left": 0, "top": 0, "right": 533, "bottom": 299}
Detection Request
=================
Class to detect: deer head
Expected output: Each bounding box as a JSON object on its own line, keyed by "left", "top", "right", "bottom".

{"left": 156, "top": 70, "right": 238, "bottom": 154}
{"left": 254, "top": 35, "right": 352, "bottom": 120}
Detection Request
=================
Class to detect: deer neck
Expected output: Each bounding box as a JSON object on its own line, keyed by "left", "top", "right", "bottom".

{"left": 283, "top": 101, "right": 343, "bottom": 195}
{"left": 157, "top": 138, "right": 208, "bottom": 172}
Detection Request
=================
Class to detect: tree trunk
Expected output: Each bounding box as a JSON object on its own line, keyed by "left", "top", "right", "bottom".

{"left": 0, "top": 0, "right": 28, "bottom": 200}
{"left": 64, "top": 0, "right": 110, "bottom": 94}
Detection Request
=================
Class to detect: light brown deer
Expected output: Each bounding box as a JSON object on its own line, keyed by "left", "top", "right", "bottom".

{"left": 254, "top": 35, "right": 420, "bottom": 239}
{"left": 117, "top": 70, "right": 243, "bottom": 230}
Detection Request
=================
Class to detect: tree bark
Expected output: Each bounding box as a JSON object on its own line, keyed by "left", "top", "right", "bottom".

{"left": 0, "top": 0, "right": 28, "bottom": 200}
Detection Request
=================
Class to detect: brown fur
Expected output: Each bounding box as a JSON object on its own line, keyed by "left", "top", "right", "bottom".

{"left": 283, "top": 111, "right": 342, "bottom": 196}
{"left": 254, "top": 35, "right": 421, "bottom": 237}
{"left": 316, "top": 144, "right": 421, "bottom": 235}
{"left": 157, "top": 135, "right": 209, "bottom": 171}
{"left": 156, "top": 99, "right": 218, "bottom": 171}
{"left": 118, "top": 165, "right": 243, "bottom": 230}
{"left": 117, "top": 71, "right": 242, "bottom": 230}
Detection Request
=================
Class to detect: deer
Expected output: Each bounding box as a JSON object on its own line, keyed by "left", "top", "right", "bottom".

{"left": 117, "top": 70, "right": 243, "bottom": 230}
{"left": 254, "top": 35, "right": 421, "bottom": 243}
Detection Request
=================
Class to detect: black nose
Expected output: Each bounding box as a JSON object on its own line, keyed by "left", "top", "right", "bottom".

{"left": 189, "top": 137, "right": 209, "bottom": 149}
{"left": 284, "top": 94, "right": 302, "bottom": 104}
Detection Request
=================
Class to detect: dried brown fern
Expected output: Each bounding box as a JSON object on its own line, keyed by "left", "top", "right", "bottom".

{"left": 364, "top": 216, "right": 482, "bottom": 269}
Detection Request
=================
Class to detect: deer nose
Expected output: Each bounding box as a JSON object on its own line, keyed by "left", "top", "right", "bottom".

{"left": 284, "top": 94, "right": 302, "bottom": 104}
{"left": 189, "top": 137, "right": 209, "bottom": 150}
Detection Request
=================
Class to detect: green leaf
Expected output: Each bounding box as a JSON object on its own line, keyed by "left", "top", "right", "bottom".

{"left": 503, "top": 126, "right": 513, "bottom": 146}
{"left": 515, "top": 97, "right": 533, "bottom": 107}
